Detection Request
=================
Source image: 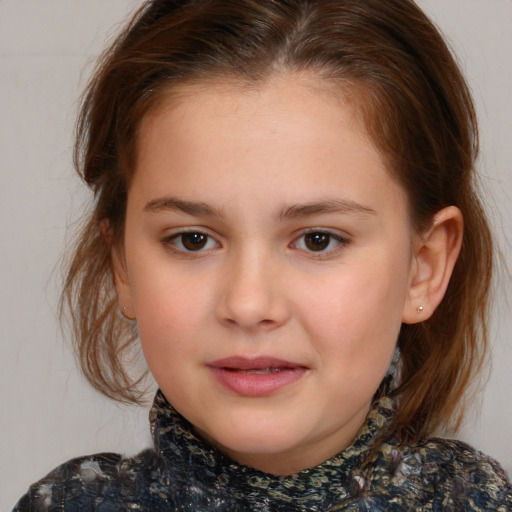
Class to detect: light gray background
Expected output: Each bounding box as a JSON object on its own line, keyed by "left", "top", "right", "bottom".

{"left": 1, "top": 1, "right": 511, "bottom": 510}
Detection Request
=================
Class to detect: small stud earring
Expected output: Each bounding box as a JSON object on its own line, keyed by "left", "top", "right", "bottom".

{"left": 117, "top": 305, "right": 136, "bottom": 324}
{"left": 120, "top": 305, "right": 134, "bottom": 321}
{"left": 416, "top": 306, "right": 424, "bottom": 314}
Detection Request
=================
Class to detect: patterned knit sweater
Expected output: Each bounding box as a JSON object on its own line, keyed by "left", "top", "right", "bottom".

{"left": 13, "top": 390, "right": 512, "bottom": 511}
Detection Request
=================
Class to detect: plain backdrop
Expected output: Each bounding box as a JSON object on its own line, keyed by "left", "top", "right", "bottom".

{"left": 1, "top": 1, "right": 511, "bottom": 510}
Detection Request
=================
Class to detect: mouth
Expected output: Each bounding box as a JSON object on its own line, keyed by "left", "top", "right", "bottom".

{"left": 226, "top": 367, "right": 288, "bottom": 374}
{"left": 208, "top": 356, "right": 307, "bottom": 372}
{"left": 207, "top": 357, "right": 308, "bottom": 397}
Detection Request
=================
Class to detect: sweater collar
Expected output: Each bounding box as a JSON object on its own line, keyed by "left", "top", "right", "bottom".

{"left": 149, "top": 390, "right": 395, "bottom": 508}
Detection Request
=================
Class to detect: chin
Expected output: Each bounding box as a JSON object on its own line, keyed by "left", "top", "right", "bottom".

{"left": 202, "top": 420, "right": 303, "bottom": 457}
{"left": 230, "top": 433, "right": 296, "bottom": 454}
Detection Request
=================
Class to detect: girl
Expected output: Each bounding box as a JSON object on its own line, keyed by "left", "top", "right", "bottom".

{"left": 13, "top": 0, "right": 512, "bottom": 510}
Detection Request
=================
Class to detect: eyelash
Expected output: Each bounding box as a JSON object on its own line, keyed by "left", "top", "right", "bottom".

{"left": 291, "top": 229, "right": 350, "bottom": 258}
{"left": 161, "top": 229, "right": 350, "bottom": 257}
{"left": 161, "top": 230, "right": 220, "bottom": 254}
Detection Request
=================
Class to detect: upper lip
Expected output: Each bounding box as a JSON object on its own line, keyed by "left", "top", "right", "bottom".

{"left": 207, "top": 356, "right": 307, "bottom": 370}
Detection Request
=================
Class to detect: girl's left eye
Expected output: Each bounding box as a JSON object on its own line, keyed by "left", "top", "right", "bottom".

{"left": 165, "top": 232, "right": 219, "bottom": 252}
{"left": 293, "top": 231, "right": 348, "bottom": 253}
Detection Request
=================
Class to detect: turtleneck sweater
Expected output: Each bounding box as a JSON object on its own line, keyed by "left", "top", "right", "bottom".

{"left": 13, "top": 390, "right": 512, "bottom": 511}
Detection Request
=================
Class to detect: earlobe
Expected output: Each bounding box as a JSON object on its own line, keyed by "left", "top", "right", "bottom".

{"left": 101, "top": 218, "right": 136, "bottom": 321}
{"left": 111, "top": 246, "right": 136, "bottom": 320}
{"left": 402, "top": 206, "right": 463, "bottom": 324}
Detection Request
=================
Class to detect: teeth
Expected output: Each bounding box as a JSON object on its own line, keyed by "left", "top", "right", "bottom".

{"left": 232, "top": 368, "right": 284, "bottom": 374}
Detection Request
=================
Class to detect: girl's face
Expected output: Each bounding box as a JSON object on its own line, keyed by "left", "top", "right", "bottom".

{"left": 117, "top": 74, "right": 418, "bottom": 475}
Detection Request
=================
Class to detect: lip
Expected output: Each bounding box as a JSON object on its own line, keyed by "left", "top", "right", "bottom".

{"left": 207, "top": 357, "right": 309, "bottom": 397}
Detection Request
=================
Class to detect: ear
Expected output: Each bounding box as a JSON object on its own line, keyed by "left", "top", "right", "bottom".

{"left": 402, "top": 206, "right": 463, "bottom": 324}
{"left": 111, "top": 245, "right": 136, "bottom": 321}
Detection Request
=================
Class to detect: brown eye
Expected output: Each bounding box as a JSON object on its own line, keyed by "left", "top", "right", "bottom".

{"left": 164, "top": 230, "right": 220, "bottom": 254}
{"left": 293, "top": 231, "right": 348, "bottom": 255}
{"left": 304, "top": 232, "right": 330, "bottom": 251}
{"left": 180, "top": 232, "right": 208, "bottom": 251}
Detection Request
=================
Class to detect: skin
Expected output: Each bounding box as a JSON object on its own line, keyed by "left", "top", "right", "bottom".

{"left": 114, "top": 74, "right": 462, "bottom": 475}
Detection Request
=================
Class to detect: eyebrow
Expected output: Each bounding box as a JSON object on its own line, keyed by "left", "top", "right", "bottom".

{"left": 280, "top": 199, "right": 377, "bottom": 219}
{"left": 144, "top": 197, "right": 225, "bottom": 217}
{"left": 143, "top": 196, "right": 376, "bottom": 218}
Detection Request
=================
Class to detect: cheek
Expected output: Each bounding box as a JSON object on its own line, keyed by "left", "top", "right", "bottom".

{"left": 299, "top": 254, "right": 410, "bottom": 363}
{"left": 127, "top": 262, "right": 217, "bottom": 362}
{"left": 134, "top": 291, "right": 207, "bottom": 392}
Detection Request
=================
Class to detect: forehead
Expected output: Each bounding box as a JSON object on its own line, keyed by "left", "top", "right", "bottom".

{"left": 139, "top": 72, "right": 374, "bottom": 151}
{"left": 132, "top": 73, "right": 408, "bottom": 219}
{"left": 139, "top": 74, "right": 374, "bottom": 154}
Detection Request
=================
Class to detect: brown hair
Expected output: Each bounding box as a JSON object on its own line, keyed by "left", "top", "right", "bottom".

{"left": 63, "top": 0, "right": 493, "bottom": 441}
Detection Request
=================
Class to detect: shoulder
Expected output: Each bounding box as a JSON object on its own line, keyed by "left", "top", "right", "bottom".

{"left": 12, "top": 449, "right": 168, "bottom": 512}
{"left": 419, "top": 437, "right": 509, "bottom": 480}
{"left": 364, "top": 434, "right": 511, "bottom": 510}
{"left": 405, "top": 437, "right": 512, "bottom": 509}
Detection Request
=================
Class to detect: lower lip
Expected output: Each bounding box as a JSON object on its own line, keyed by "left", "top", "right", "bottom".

{"left": 208, "top": 366, "right": 307, "bottom": 397}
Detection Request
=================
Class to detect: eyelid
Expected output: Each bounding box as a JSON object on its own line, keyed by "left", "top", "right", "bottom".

{"left": 161, "top": 227, "right": 222, "bottom": 254}
{"left": 290, "top": 228, "right": 351, "bottom": 257}
{"left": 159, "top": 226, "right": 350, "bottom": 257}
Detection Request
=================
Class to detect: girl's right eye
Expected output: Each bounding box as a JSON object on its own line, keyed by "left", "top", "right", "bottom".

{"left": 164, "top": 232, "right": 219, "bottom": 253}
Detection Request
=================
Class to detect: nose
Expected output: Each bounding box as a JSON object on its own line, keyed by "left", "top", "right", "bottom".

{"left": 216, "top": 247, "right": 291, "bottom": 332}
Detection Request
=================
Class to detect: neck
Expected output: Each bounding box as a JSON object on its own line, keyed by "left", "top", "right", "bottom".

{"left": 193, "top": 404, "right": 370, "bottom": 475}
